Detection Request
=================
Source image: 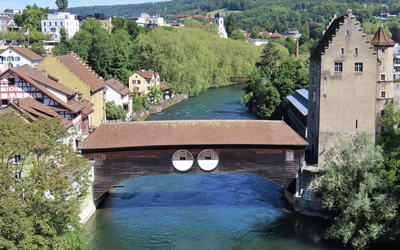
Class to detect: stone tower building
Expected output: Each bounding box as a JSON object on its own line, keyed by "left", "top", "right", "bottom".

{"left": 307, "top": 9, "right": 394, "bottom": 163}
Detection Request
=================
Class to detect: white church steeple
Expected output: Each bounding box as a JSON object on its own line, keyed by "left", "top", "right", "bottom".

{"left": 214, "top": 11, "right": 227, "bottom": 38}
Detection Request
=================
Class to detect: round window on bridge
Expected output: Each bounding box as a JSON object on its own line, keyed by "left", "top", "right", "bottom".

{"left": 172, "top": 150, "right": 194, "bottom": 172}
{"left": 197, "top": 149, "right": 219, "bottom": 171}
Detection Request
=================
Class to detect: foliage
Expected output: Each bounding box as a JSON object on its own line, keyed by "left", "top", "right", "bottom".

{"left": 29, "top": 42, "right": 47, "bottom": 57}
{"left": 230, "top": 29, "right": 246, "bottom": 41}
{"left": 256, "top": 42, "right": 289, "bottom": 77}
{"left": 0, "top": 112, "right": 89, "bottom": 249}
{"left": 13, "top": 5, "right": 51, "bottom": 31}
{"left": 105, "top": 101, "right": 126, "bottom": 121}
{"left": 131, "top": 92, "right": 150, "bottom": 111}
{"left": 56, "top": 0, "right": 68, "bottom": 12}
{"left": 149, "top": 87, "right": 164, "bottom": 104}
{"left": 317, "top": 132, "right": 398, "bottom": 250}
{"left": 135, "top": 26, "right": 261, "bottom": 96}
{"left": 226, "top": 13, "right": 238, "bottom": 37}
{"left": 52, "top": 27, "right": 70, "bottom": 56}
{"left": 241, "top": 71, "right": 281, "bottom": 118}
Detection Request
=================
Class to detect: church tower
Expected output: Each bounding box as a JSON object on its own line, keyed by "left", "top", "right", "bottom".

{"left": 214, "top": 11, "right": 228, "bottom": 38}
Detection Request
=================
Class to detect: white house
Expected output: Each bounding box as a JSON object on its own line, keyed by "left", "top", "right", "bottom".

{"left": 134, "top": 13, "right": 164, "bottom": 27}
{"left": 0, "top": 46, "right": 43, "bottom": 69}
{"left": 41, "top": 12, "right": 80, "bottom": 40}
{"left": 104, "top": 78, "right": 132, "bottom": 120}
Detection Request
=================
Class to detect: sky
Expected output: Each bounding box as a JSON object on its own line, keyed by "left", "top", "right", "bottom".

{"left": 1, "top": 0, "right": 169, "bottom": 11}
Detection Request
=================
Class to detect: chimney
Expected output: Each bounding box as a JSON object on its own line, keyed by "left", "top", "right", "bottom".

{"left": 141, "top": 69, "right": 144, "bottom": 72}
{"left": 295, "top": 41, "right": 299, "bottom": 59}
{"left": 42, "top": 70, "right": 47, "bottom": 78}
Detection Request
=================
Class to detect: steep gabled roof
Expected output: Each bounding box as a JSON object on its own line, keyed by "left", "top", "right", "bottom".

{"left": 311, "top": 15, "right": 345, "bottom": 60}
{"left": 13, "top": 65, "right": 75, "bottom": 96}
{"left": 371, "top": 26, "right": 395, "bottom": 46}
{"left": 7, "top": 97, "right": 73, "bottom": 129}
{"left": 56, "top": 54, "right": 105, "bottom": 93}
{"left": 1, "top": 67, "right": 83, "bottom": 113}
{"left": 104, "top": 78, "right": 130, "bottom": 96}
{"left": 0, "top": 46, "right": 43, "bottom": 61}
{"left": 79, "top": 120, "right": 308, "bottom": 150}
{"left": 135, "top": 70, "right": 156, "bottom": 80}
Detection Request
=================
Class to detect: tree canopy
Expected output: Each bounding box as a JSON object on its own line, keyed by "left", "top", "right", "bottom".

{"left": 56, "top": 0, "right": 68, "bottom": 12}
{"left": 317, "top": 132, "right": 398, "bottom": 250}
{"left": 106, "top": 101, "right": 126, "bottom": 121}
{"left": 0, "top": 112, "right": 89, "bottom": 249}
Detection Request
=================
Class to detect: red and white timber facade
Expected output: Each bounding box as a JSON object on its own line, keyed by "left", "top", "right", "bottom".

{"left": 0, "top": 65, "right": 94, "bottom": 144}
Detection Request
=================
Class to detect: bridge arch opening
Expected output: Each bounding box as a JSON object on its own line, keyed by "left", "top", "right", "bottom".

{"left": 172, "top": 150, "right": 194, "bottom": 171}
{"left": 197, "top": 149, "right": 219, "bottom": 171}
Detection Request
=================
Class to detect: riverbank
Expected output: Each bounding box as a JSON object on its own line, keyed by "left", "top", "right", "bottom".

{"left": 131, "top": 93, "right": 188, "bottom": 121}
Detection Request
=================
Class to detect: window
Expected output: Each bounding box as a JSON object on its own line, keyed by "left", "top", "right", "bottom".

{"left": 44, "top": 22, "right": 46, "bottom": 26}
{"left": 134, "top": 87, "right": 139, "bottom": 91}
{"left": 346, "top": 29, "right": 350, "bottom": 35}
{"left": 44, "top": 28, "right": 46, "bottom": 32}
{"left": 137, "top": 80, "right": 141, "bottom": 84}
{"left": 172, "top": 150, "right": 194, "bottom": 172}
{"left": 355, "top": 48, "right": 358, "bottom": 55}
{"left": 381, "top": 74, "right": 386, "bottom": 81}
{"left": 8, "top": 78, "right": 15, "bottom": 86}
{"left": 354, "top": 63, "right": 363, "bottom": 72}
{"left": 395, "top": 58, "right": 400, "bottom": 64}
{"left": 311, "top": 60, "right": 316, "bottom": 69}
{"left": 382, "top": 49, "right": 385, "bottom": 53}
{"left": 311, "top": 76, "right": 316, "bottom": 86}
{"left": 312, "top": 112, "right": 315, "bottom": 119}
{"left": 381, "top": 91, "right": 386, "bottom": 98}
{"left": 311, "top": 91, "right": 316, "bottom": 102}
{"left": 61, "top": 22, "right": 63, "bottom": 26}
{"left": 16, "top": 57, "right": 20, "bottom": 61}
{"left": 1, "top": 100, "right": 8, "bottom": 106}
{"left": 381, "top": 110, "right": 385, "bottom": 116}
{"left": 147, "top": 87, "right": 150, "bottom": 91}
{"left": 334, "top": 62, "right": 343, "bottom": 72}
{"left": 356, "top": 119, "right": 358, "bottom": 128}
{"left": 340, "top": 48, "right": 344, "bottom": 55}
{"left": 286, "top": 151, "right": 294, "bottom": 162}
{"left": 49, "top": 22, "right": 51, "bottom": 26}
{"left": 123, "top": 103, "right": 128, "bottom": 111}
{"left": 197, "top": 149, "right": 219, "bottom": 171}
{"left": 51, "top": 28, "right": 56, "bottom": 32}
{"left": 132, "top": 80, "right": 136, "bottom": 84}
{"left": 55, "top": 22, "right": 57, "bottom": 26}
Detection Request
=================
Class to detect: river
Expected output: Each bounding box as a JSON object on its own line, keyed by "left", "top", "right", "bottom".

{"left": 83, "top": 85, "right": 352, "bottom": 250}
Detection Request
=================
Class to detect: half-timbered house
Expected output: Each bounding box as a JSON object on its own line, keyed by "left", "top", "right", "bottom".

{"left": 0, "top": 65, "right": 94, "bottom": 148}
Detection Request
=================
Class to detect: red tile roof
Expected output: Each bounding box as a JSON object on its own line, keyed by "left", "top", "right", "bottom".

{"left": 79, "top": 120, "right": 308, "bottom": 150}
{"left": 3, "top": 67, "right": 84, "bottom": 113}
{"left": 15, "top": 65, "right": 75, "bottom": 96}
{"left": 371, "top": 26, "right": 395, "bottom": 46}
{"left": 160, "top": 81, "right": 169, "bottom": 90}
{"left": 6, "top": 97, "right": 73, "bottom": 129}
{"left": 1, "top": 46, "right": 43, "bottom": 61}
{"left": 104, "top": 78, "right": 130, "bottom": 96}
{"left": 56, "top": 54, "right": 105, "bottom": 92}
{"left": 136, "top": 70, "right": 156, "bottom": 80}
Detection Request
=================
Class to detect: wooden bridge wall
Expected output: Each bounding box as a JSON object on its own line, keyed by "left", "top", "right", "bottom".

{"left": 82, "top": 145, "right": 305, "bottom": 200}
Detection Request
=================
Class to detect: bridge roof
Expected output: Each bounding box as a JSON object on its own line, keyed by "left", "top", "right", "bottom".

{"left": 79, "top": 120, "right": 308, "bottom": 150}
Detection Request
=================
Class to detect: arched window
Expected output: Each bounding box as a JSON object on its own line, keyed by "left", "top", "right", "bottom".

{"left": 172, "top": 150, "right": 193, "bottom": 171}
{"left": 197, "top": 149, "right": 219, "bottom": 171}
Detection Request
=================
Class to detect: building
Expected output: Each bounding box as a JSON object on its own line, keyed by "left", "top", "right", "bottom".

{"left": 214, "top": 11, "right": 227, "bottom": 39}
{"left": 247, "top": 39, "right": 269, "bottom": 46}
{"left": 133, "top": 13, "right": 164, "bottom": 27}
{"left": 282, "top": 30, "right": 302, "bottom": 40}
{"left": 104, "top": 78, "right": 132, "bottom": 120}
{"left": 0, "top": 65, "right": 94, "bottom": 149}
{"left": 36, "top": 52, "right": 105, "bottom": 128}
{"left": 286, "top": 88, "right": 308, "bottom": 139}
{"left": 307, "top": 9, "right": 394, "bottom": 163}
{"left": 41, "top": 12, "right": 80, "bottom": 40}
{"left": 0, "top": 46, "right": 43, "bottom": 68}
{"left": 128, "top": 69, "right": 160, "bottom": 96}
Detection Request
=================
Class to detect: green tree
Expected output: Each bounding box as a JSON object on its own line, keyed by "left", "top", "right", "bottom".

{"left": 0, "top": 112, "right": 89, "bottom": 249}
{"left": 56, "top": 0, "right": 68, "bottom": 12}
{"left": 317, "top": 132, "right": 398, "bottom": 250}
{"left": 256, "top": 42, "right": 289, "bottom": 77}
{"left": 250, "top": 26, "right": 260, "bottom": 39}
{"left": 230, "top": 29, "right": 246, "bottom": 41}
{"left": 131, "top": 92, "right": 150, "bottom": 111}
{"left": 226, "top": 13, "right": 238, "bottom": 37}
{"left": 106, "top": 101, "right": 126, "bottom": 121}
{"left": 29, "top": 42, "right": 47, "bottom": 57}
{"left": 52, "top": 27, "right": 70, "bottom": 56}
{"left": 149, "top": 86, "right": 164, "bottom": 103}
{"left": 13, "top": 5, "right": 51, "bottom": 31}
